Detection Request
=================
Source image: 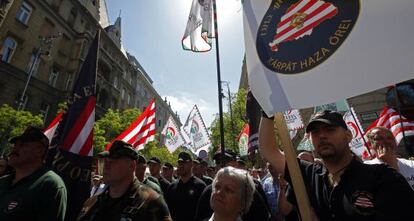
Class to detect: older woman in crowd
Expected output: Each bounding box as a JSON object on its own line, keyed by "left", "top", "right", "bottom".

{"left": 206, "top": 166, "right": 256, "bottom": 221}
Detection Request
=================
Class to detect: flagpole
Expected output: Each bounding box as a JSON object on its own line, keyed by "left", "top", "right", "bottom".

{"left": 345, "top": 101, "right": 372, "bottom": 157}
{"left": 393, "top": 86, "right": 411, "bottom": 154}
{"left": 212, "top": 0, "right": 226, "bottom": 166}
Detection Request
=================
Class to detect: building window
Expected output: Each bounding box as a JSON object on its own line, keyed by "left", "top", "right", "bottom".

{"left": 0, "top": 37, "right": 17, "bottom": 63}
{"left": 26, "top": 51, "right": 40, "bottom": 75}
{"left": 16, "top": 1, "right": 33, "bottom": 25}
{"left": 48, "top": 67, "right": 59, "bottom": 87}
{"left": 121, "top": 88, "right": 125, "bottom": 100}
{"left": 127, "top": 93, "right": 131, "bottom": 105}
{"left": 67, "top": 7, "right": 77, "bottom": 27}
{"left": 113, "top": 76, "right": 118, "bottom": 89}
{"left": 16, "top": 93, "right": 28, "bottom": 110}
{"left": 65, "top": 74, "right": 73, "bottom": 91}
{"left": 39, "top": 103, "right": 50, "bottom": 124}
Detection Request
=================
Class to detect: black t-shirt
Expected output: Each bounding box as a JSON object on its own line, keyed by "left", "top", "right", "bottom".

{"left": 165, "top": 176, "right": 206, "bottom": 221}
{"left": 195, "top": 183, "right": 271, "bottom": 221}
{"left": 285, "top": 158, "right": 414, "bottom": 221}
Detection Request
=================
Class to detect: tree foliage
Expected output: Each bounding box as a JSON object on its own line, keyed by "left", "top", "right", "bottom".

{"left": 209, "top": 88, "right": 248, "bottom": 155}
{"left": 0, "top": 104, "right": 44, "bottom": 154}
{"left": 0, "top": 105, "right": 182, "bottom": 163}
{"left": 93, "top": 108, "right": 142, "bottom": 154}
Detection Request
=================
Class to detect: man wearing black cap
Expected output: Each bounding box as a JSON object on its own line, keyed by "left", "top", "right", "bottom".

{"left": 77, "top": 140, "right": 171, "bottom": 221}
{"left": 195, "top": 150, "right": 272, "bottom": 221}
{"left": 149, "top": 156, "right": 171, "bottom": 194}
{"left": 165, "top": 151, "right": 206, "bottom": 221}
{"left": 162, "top": 162, "right": 175, "bottom": 183}
{"left": 135, "top": 154, "right": 162, "bottom": 194}
{"left": 193, "top": 157, "right": 213, "bottom": 185}
{"left": 260, "top": 110, "right": 414, "bottom": 220}
{"left": 0, "top": 126, "right": 67, "bottom": 221}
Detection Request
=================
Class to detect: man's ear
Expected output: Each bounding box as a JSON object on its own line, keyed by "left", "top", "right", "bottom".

{"left": 345, "top": 129, "right": 353, "bottom": 143}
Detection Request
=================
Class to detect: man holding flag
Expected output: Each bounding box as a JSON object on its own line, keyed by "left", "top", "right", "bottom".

{"left": 260, "top": 110, "right": 414, "bottom": 220}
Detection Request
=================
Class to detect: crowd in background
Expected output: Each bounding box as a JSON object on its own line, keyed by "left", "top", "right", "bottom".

{"left": 1, "top": 110, "right": 414, "bottom": 221}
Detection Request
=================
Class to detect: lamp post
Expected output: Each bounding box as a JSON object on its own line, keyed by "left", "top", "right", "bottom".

{"left": 17, "top": 33, "right": 61, "bottom": 111}
{"left": 221, "top": 81, "right": 236, "bottom": 149}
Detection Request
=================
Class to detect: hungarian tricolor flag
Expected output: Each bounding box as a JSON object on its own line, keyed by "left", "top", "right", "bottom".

{"left": 237, "top": 124, "right": 250, "bottom": 156}
{"left": 106, "top": 99, "right": 156, "bottom": 150}
{"left": 43, "top": 111, "right": 63, "bottom": 146}
{"left": 47, "top": 31, "right": 99, "bottom": 221}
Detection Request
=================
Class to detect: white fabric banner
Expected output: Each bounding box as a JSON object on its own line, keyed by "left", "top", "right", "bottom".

{"left": 243, "top": 0, "right": 414, "bottom": 115}
{"left": 162, "top": 116, "right": 186, "bottom": 153}
{"left": 343, "top": 108, "right": 366, "bottom": 157}
{"left": 183, "top": 105, "right": 212, "bottom": 156}
{"left": 284, "top": 109, "right": 304, "bottom": 131}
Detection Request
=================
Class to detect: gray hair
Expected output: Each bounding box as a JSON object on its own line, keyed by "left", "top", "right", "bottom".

{"left": 212, "top": 166, "right": 255, "bottom": 214}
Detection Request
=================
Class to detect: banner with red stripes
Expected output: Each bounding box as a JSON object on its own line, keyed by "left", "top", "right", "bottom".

{"left": 366, "top": 106, "right": 414, "bottom": 145}
{"left": 106, "top": 98, "right": 156, "bottom": 150}
{"left": 47, "top": 32, "right": 99, "bottom": 221}
{"left": 43, "top": 111, "right": 63, "bottom": 145}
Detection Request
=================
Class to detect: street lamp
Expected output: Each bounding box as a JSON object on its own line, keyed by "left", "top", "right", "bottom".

{"left": 221, "top": 81, "right": 236, "bottom": 149}
{"left": 17, "top": 33, "right": 61, "bottom": 111}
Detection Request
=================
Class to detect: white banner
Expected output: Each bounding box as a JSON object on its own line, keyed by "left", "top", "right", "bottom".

{"left": 162, "top": 116, "right": 186, "bottom": 153}
{"left": 243, "top": 0, "right": 414, "bottom": 115}
{"left": 284, "top": 109, "right": 304, "bottom": 131}
{"left": 183, "top": 105, "right": 212, "bottom": 156}
{"left": 343, "top": 108, "right": 366, "bottom": 157}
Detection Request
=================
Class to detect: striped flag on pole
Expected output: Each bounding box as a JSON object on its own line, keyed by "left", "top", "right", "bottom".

{"left": 48, "top": 31, "right": 99, "bottom": 221}
{"left": 366, "top": 106, "right": 414, "bottom": 145}
{"left": 106, "top": 99, "right": 156, "bottom": 150}
{"left": 43, "top": 111, "right": 63, "bottom": 145}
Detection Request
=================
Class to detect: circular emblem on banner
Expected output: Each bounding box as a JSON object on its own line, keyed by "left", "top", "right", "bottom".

{"left": 256, "top": 0, "right": 360, "bottom": 74}
{"left": 191, "top": 121, "right": 200, "bottom": 134}
{"left": 166, "top": 127, "right": 176, "bottom": 140}
{"left": 347, "top": 121, "right": 359, "bottom": 138}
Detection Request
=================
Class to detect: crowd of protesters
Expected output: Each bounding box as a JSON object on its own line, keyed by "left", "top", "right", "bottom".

{"left": 1, "top": 110, "right": 414, "bottom": 221}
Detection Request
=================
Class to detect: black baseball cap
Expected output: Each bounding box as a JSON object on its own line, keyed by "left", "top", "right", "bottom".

{"left": 137, "top": 154, "right": 147, "bottom": 164}
{"left": 306, "top": 110, "right": 348, "bottom": 133}
{"left": 213, "top": 150, "right": 237, "bottom": 163}
{"left": 193, "top": 157, "right": 208, "bottom": 166}
{"left": 163, "top": 162, "right": 174, "bottom": 169}
{"left": 178, "top": 151, "right": 192, "bottom": 162}
{"left": 148, "top": 157, "right": 161, "bottom": 164}
{"left": 98, "top": 140, "right": 138, "bottom": 160}
{"left": 10, "top": 126, "right": 49, "bottom": 148}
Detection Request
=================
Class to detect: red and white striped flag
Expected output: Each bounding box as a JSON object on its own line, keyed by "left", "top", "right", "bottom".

{"left": 366, "top": 106, "right": 414, "bottom": 145}
{"left": 269, "top": 0, "right": 338, "bottom": 51}
{"left": 362, "top": 106, "right": 414, "bottom": 159}
{"left": 106, "top": 99, "right": 156, "bottom": 150}
{"left": 43, "top": 111, "right": 63, "bottom": 145}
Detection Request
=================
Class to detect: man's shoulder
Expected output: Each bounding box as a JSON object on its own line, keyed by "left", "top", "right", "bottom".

{"left": 30, "top": 168, "right": 66, "bottom": 190}
{"left": 192, "top": 176, "right": 207, "bottom": 186}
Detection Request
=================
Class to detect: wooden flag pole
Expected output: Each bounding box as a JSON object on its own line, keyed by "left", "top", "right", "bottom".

{"left": 274, "top": 112, "right": 312, "bottom": 221}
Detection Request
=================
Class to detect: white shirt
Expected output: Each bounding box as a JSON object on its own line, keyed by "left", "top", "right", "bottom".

{"left": 90, "top": 183, "right": 106, "bottom": 196}
{"left": 364, "top": 158, "right": 414, "bottom": 189}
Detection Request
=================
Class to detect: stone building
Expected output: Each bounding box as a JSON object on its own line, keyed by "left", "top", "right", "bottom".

{"left": 0, "top": 0, "right": 180, "bottom": 132}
